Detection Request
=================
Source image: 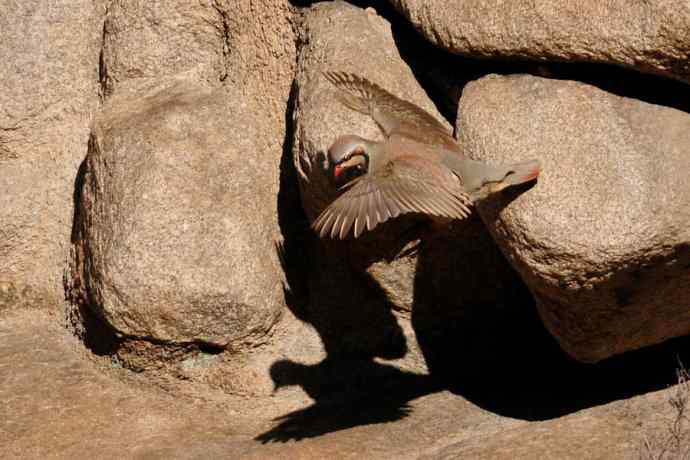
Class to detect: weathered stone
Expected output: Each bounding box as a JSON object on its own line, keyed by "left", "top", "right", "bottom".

{"left": 389, "top": 0, "right": 690, "bottom": 84}
{"left": 101, "top": 0, "right": 227, "bottom": 96}
{"left": 75, "top": 77, "right": 284, "bottom": 346}
{"left": 4, "top": 310, "right": 690, "bottom": 459}
{"left": 420, "top": 391, "right": 669, "bottom": 460}
{"left": 65, "top": 0, "right": 300, "bottom": 385}
{"left": 0, "top": 1, "right": 103, "bottom": 313}
{"left": 100, "top": 0, "right": 296, "bottom": 124}
{"left": 459, "top": 74, "right": 690, "bottom": 362}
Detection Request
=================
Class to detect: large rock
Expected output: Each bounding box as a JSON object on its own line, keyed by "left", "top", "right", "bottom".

{"left": 389, "top": 0, "right": 690, "bottom": 84}
{"left": 74, "top": 78, "right": 285, "bottom": 345}
{"left": 0, "top": 1, "right": 103, "bottom": 312}
{"left": 459, "top": 74, "right": 690, "bottom": 362}
{"left": 291, "top": 2, "right": 535, "bottom": 375}
{"left": 67, "top": 0, "right": 297, "bottom": 350}
{"left": 70, "top": 0, "right": 297, "bottom": 345}
{"left": 64, "top": 0, "right": 319, "bottom": 396}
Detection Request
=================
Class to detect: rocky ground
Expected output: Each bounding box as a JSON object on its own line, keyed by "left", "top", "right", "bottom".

{"left": 3, "top": 308, "right": 689, "bottom": 459}
{"left": 2, "top": 0, "right": 689, "bottom": 458}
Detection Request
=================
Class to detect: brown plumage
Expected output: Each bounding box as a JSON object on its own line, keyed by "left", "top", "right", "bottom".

{"left": 313, "top": 71, "right": 541, "bottom": 239}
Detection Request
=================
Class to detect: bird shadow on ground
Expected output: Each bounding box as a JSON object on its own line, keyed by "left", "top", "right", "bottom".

{"left": 263, "top": 211, "right": 440, "bottom": 442}
{"left": 266, "top": 195, "right": 434, "bottom": 442}
{"left": 256, "top": 358, "right": 441, "bottom": 443}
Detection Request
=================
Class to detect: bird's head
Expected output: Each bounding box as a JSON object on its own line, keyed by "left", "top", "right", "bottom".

{"left": 328, "top": 135, "right": 371, "bottom": 185}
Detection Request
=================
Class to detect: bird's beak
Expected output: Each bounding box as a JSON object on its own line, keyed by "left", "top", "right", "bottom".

{"left": 333, "top": 155, "right": 366, "bottom": 179}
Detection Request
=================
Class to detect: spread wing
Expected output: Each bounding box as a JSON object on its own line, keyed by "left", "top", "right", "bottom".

{"left": 312, "top": 156, "right": 472, "bottom": 239}
{"left": 323, "top": 71, "right": 458, "bottom": 150}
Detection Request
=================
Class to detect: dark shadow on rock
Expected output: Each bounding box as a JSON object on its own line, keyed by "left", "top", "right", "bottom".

{"left": 256, "top": 358, "right": 440, "bottom": 443}
{"left": 435, "top": 315, "right": 690, "bottom": 421}
{"left": 412, "top": 208, "right": 690, "bottom": 420}
{"left": 385, "top": 10, "right": 690, "bottom": 123}
{"left": 69, "top": 302, "right": 123, "bottom": 357}
{"left": 478, "top": 180, "right": 539, "bottom": 216}
{"left": 276, "top": 79, "right": 312, "bottom": 320}
{"left": 65, "top": 150, "right": 123, "bottom": 357}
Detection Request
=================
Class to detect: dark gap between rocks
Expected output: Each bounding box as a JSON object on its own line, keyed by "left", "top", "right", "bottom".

{"left": 197, "top": 342, "right": 224, "bottom": 355}
{"left": 276, "top": 78, "right": 312, "bottom": 319}
{"left": 66, "top": 143, "right": 122, "bottom": 358}
{"left": 390, "top": 25, "right": 690, "bottom": 126}
{"left": 98, "top": 1, "right": 112, "bottom": 100}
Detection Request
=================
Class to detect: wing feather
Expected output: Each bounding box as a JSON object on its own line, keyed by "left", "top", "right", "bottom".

{"left": 353, "top": 195, "right": 367, "bottom": 238}
{"left": 330, "top": 212, "right": 342, "bottom": 239}
{"left": 375, "top": 189, "right": 391, "bottom": 221}
{"left": 323, "top": 71, "right": 457, "bottom": 150}
{"left": 312, "top": 155, "right": 473, "bottom": 239}
{"left": 338, "top": 196, "right": 357, "bottom": 239}
{"left": 384, "top": 189, "right": 402, "bottom": 218}
{"left": 314, "top": 209, "right": 333, "bottom": 238}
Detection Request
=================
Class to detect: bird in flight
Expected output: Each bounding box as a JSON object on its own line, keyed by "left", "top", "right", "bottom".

{"left": 313, "top": 71, "right": 540, "bottom": 239}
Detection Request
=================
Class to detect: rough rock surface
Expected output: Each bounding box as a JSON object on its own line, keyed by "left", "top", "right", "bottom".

{"left": 100, "top": 0, "right": 296, "bottom": 100}
{"left": 100, "top": 0, "right": 227, "bottom": 96}
{"left": 459, "top": 74, "right": 690, "bottom": 362}
{"left": 389, "top": 0, "right": 690, "bottom": 84}
{"left": 0, "top": 1, "right": 103, "bottom": 312}
{"left": 65, "top": 0, "right": 298, "bottom": 375}
{"left": 3, "top": 310, "right": 688, "bottom": 459}
{"left": 74, "top": 77, "right": 284, "bottom": 346}
{"left": 420, "top": 391, "right": 670, "bottom": 460}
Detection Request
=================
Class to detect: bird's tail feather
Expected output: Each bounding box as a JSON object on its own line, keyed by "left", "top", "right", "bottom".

{"left": 475, "top": 159, "right": 541, "bottom": 199}
{"left": 444, "top": 155, "right": 541, "bottom": 200}
{"left": 503, "top": 159, "right": 541, "bottom": 186}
